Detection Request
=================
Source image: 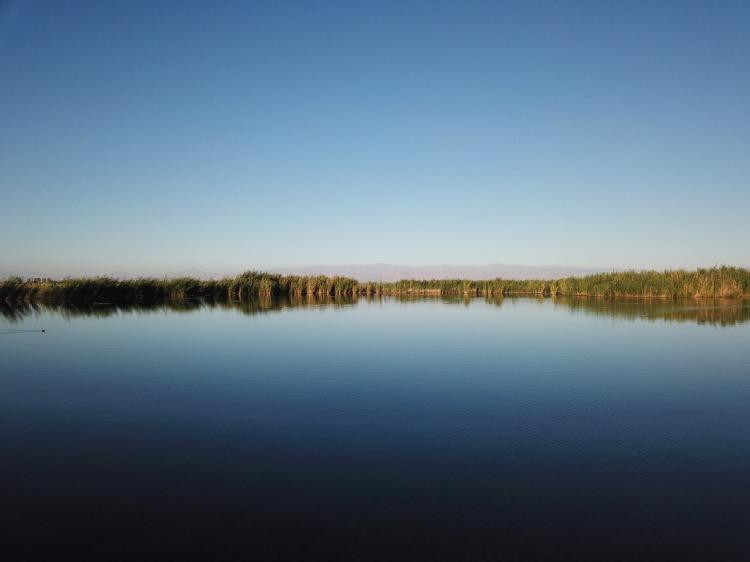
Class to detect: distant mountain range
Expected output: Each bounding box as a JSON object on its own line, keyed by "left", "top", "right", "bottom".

{"left": 0, "top": 269, "right": 224, "bottom": 280}
{"left": 272, "top": 263, "right": 611, "bottom": 282}
{"left": 1, "top": 264, "right": 611, "bottom": 282}
{"left": 0, "top": 270, "right": 48, "bottom": 280}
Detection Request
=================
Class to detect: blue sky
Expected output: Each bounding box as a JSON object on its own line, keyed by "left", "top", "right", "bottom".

{"left": 1, "top": 0, "right": 748, "bottom": 275}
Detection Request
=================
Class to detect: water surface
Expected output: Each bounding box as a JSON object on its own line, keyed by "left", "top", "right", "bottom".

{"left": 2, "top": 297, "right": 749, "bottom": 560}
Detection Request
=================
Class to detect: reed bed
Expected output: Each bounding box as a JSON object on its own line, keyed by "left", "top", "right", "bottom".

{"left": 2, "top": 266, "right": 749, "bottom": 303}
{"left": 0, "top": 271, "right": 361, "bottom": 303}
{"left": 368, "top": 267, "right": 750, "bottom": 298}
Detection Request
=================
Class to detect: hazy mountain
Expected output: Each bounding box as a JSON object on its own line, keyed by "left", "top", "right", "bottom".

{"left": 106, "top": 269, "right": 231, "bottom": 280}
{"left": 0, "top": 270, "right": 47, "bottom": 280}
{"left": 162, "top": 269, "right": 227, "bottom": 280}
{"left": 2, "top": 264, "right": 611, "bottom": 282}
{"left": 0, "top": 268, "right": 229, "bottom": 280}
{"left": 272, "top": 263, "right": 611, "bottom": 282}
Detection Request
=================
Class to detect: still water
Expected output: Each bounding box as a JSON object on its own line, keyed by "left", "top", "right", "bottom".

{"left": 2, "top": 297, "right": 749, "bottom": 561}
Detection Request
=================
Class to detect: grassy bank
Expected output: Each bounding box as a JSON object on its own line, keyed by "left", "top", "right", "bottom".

{"left": 2, "top": 267, "right": 749, "bottom": 303}
{"left": 0, "top": 271, "right": 360, "bottom": 302}
{"left": 379, "top": 267, "right": 750, "bottom": 298}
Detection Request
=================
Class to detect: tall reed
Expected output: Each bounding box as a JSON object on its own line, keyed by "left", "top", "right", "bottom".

{"left": 2, "top": 266, "right": 749, "bottom": 303}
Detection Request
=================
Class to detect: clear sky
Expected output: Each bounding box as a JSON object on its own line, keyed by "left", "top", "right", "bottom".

{"left": 1, "top": 0, "right": 748, "bottom": 276}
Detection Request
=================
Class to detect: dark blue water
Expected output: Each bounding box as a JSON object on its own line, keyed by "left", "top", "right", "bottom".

{"left": 2, "top": 298, "right": 749, "bottom": 561}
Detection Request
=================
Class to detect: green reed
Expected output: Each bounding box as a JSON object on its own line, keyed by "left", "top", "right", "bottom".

{"left": 2, "top": 266, "right": 749, "bottom": 303}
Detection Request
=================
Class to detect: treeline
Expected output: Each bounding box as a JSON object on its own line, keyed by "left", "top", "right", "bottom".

{"left": 1, "top": 267, "right": 749, "bottom": 303}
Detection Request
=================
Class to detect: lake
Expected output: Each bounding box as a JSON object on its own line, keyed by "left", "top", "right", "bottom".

{"left": 2, "top": 297, "right": 749, "bottom": 561}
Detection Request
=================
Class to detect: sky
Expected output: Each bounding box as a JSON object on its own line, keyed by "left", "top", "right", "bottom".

{"left": 1, "top": 0, "right": 748, "bottom": 276}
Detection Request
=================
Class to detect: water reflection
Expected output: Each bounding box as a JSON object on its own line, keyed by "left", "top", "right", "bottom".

{"left": 551, "top": 296, "right": 750, "bottom": 326}
{"left": 2, "top": 295, "right": 749, "bottom": 326}
{"left": 2, "top": 293, "right": 749, "bottom": 560}
{"left": 0, "top": 295, "right": 357, "bottom": 323}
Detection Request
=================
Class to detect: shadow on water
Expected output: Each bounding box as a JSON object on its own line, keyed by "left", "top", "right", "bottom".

{"left": 2, "top": 295, "right": 749, "bottom": 326}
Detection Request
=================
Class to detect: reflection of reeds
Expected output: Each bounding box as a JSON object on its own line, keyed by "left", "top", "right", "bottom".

{"left": 0, "top": 294, "right": 360, "bottom": 322}
{"left": 2, "top": 267, "right": 750, "bottom": 303}
{"left": 549, "top": 297, "right": 750, "bottom": 327}
{"left": 2, "top": 296, "right": 748, "bottom": 327}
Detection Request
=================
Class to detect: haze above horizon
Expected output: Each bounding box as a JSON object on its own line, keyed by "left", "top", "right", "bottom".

{"left": 1, "top": 1, "right": 748, "bottom": 274}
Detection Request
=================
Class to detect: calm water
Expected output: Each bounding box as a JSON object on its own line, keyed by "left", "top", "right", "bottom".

{"left": 2, "top": 297, "right": 749, "bottom": 561}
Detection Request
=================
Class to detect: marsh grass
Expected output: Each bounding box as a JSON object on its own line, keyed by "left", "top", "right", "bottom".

{"left": 2, "top": 266, "right": 749, "bottom": 303}
{"left": 0, "top": 271, "right": 362, "bottom": 303}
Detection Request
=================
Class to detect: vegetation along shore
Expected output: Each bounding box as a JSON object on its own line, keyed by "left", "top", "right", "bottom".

{"left": 2, "top": 267, "right": 749, "bottom": 303}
